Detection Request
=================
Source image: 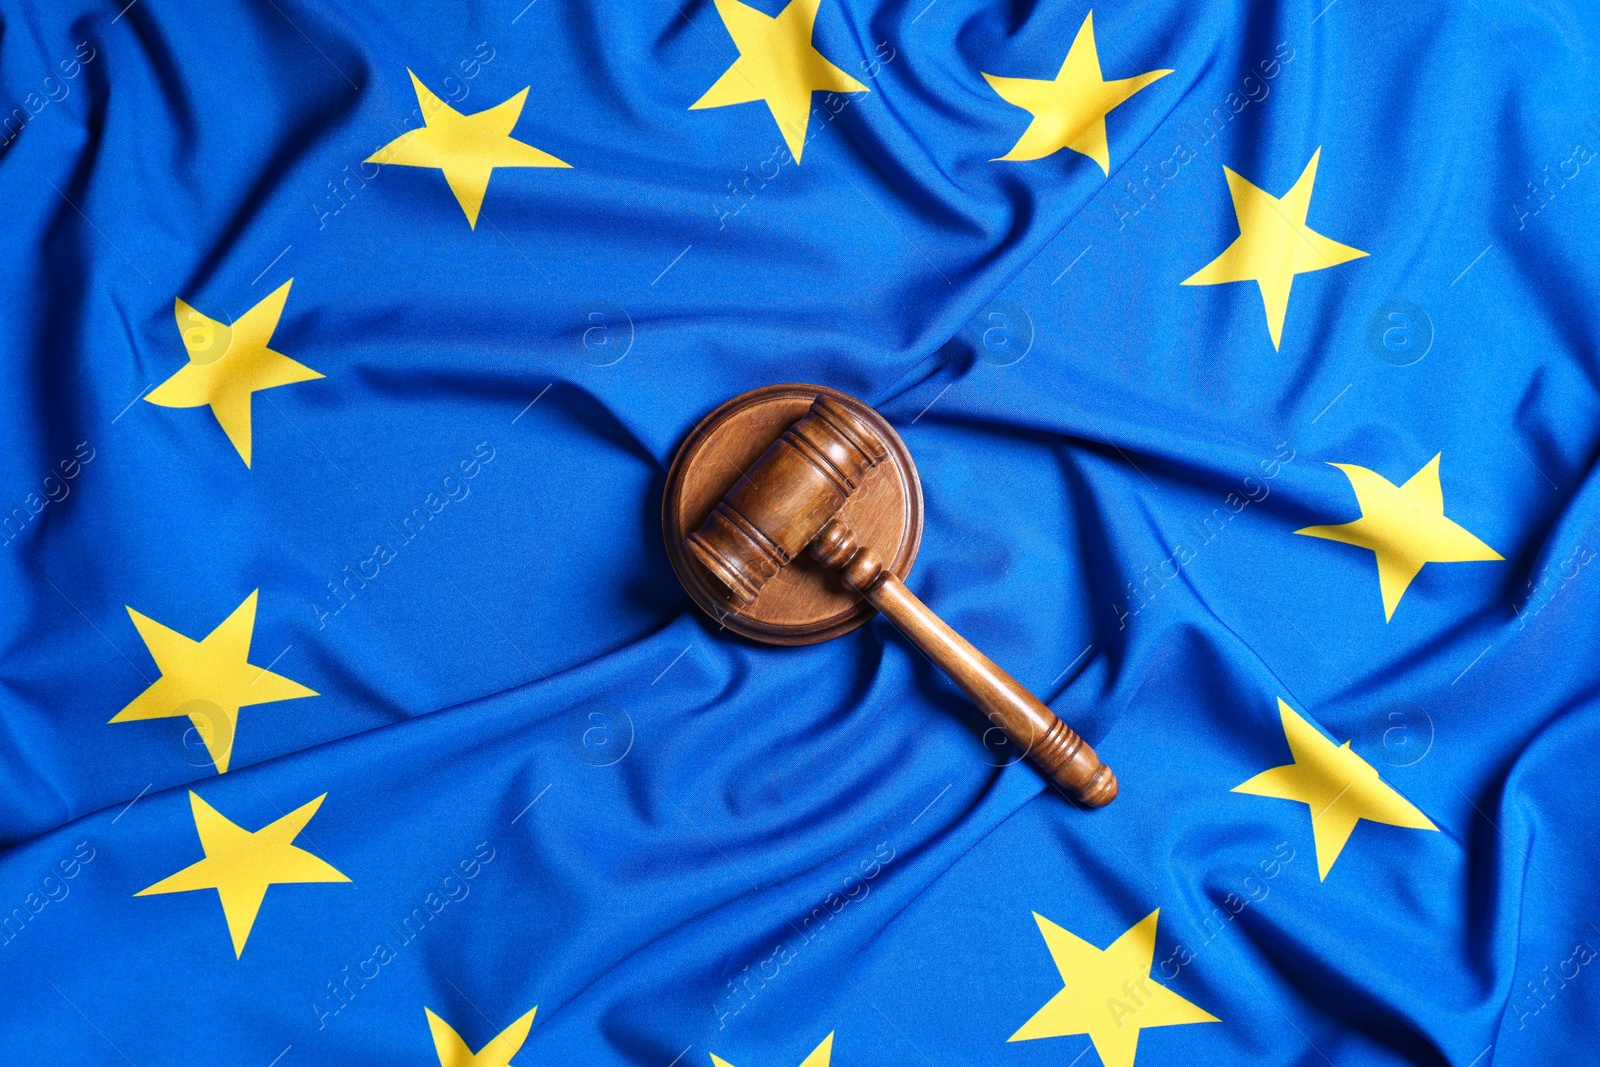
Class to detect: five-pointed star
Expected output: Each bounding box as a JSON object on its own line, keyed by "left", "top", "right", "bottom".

{"left": 368, "top": 70, "right": 570, "bottom": 229}
{"left": 426, "top": 1005, "right": 538, "bottom": 1067}
{"left": 136, "top": 790, "right": 350, "bottom": 957}
{"left": 982, "top": 11, "right": 1172, "bottom": 173}
{"left": 1296, "top": 454, "right": 1503, "bottom": 621}
{"left": 1182, "top": 148, "right": 1368, "bottom": 350}
{"left": 147, "top": 279, "right": 322, "bottom": 467}
{"left": 111, "top": 590, "right": 316, "bottom": 774}
{"left": 1011, "top": 910, "right": 1216, "bottom": 1067}
{"left": 1234, "top": 700, "right": 1438, "bottom": 879}
{"left": 711, "top": 1033, "right": 833, "bottom": 1067}
{"left": 691, "top": 0, "right": 866, "bottom": 162}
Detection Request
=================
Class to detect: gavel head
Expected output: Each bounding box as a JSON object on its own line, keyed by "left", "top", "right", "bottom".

{"left": 686, "top": 395, "right": 889, "bottom": 606}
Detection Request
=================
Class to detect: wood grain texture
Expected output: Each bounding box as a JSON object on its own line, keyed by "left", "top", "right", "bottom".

{"left": 662, "top": 384, "right": 922, "bottom": 644}
{"left": 663, "top": 384, "right": 1115, "bottom": 807}
{"left": 809, "top": 518, "right": 1116, "bottom": 807}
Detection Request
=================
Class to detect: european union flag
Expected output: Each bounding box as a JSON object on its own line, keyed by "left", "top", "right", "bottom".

{"left": 3, "top": 0, "right": 1599, "bottom": 1064}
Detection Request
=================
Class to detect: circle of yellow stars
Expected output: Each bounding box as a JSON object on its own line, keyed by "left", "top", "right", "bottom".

{"left": 107, "top": 13, "right": 1524, "bottom": 1067}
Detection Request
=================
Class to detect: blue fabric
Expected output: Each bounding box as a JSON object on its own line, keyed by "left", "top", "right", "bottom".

{"left": 2, "top": 0, "right": 1598, "bottom": 1064}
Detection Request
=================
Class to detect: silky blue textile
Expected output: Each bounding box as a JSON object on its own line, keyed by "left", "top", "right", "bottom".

{"left": 1, "top": 0, "right": 1597, "bottom": 1064}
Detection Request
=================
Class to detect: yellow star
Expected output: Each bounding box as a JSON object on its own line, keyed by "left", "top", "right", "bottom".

{"left": 982, "top": 11, "right": 1172, "bottom": 173}
{"left": 1234, "top": 699, "right": 1438, "bottom": 880}
{"left": 711, "top": 1033, "right": 833, "bottom": 1067}
{"left": 690, "top": 0, "right": 866, "bottom": 162}
{"left": 136, "top": 790, "right": 350, "bottom": 957}
{"left": 1296, "top": 454, "right": 1503, "bottom": 621}
{"left": 1182, "top": 148, "right": 1368, "bottom": 350}
{"left": 1011, "top": 910, "right": 1216, "bottom": 1067}
{"left": 369, "top": 70, "right": 570, "bottom": 229}
{"left": 147, "top": 279, "right": 322, "bottom": 467}
{"left": 110, "top": 590, "right": 317, "bottom": 774}
{"left": 425, "top": 1005, "right": 538, "bottom": 1067}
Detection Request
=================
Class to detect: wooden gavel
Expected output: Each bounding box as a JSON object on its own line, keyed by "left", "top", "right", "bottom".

{"left": 682, "top": 394, "right": 1116, "bottom": 807}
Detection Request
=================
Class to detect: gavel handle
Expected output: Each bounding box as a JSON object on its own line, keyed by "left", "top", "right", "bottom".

{"left": 809, "top": 520, "right": 1117, "bottom": 808}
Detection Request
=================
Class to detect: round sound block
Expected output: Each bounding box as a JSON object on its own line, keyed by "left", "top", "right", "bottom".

{"left": 663, "top": 384, "right": 923, "bottom": 645}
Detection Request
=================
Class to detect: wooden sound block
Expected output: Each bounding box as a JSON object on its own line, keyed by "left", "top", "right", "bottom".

{"left": 663, "top": 384, "right": 923, "bottom": 645}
